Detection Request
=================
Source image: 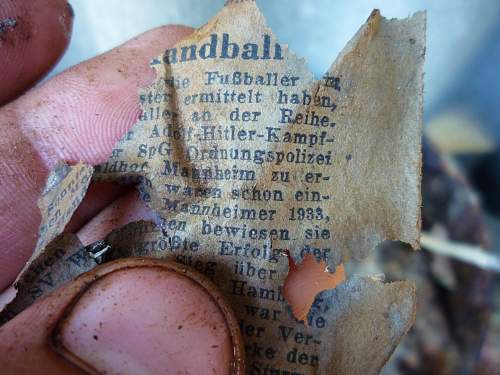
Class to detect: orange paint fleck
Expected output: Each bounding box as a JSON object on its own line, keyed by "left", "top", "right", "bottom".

{"left": 283, "top": 253, "right": 346, "bottom": 322}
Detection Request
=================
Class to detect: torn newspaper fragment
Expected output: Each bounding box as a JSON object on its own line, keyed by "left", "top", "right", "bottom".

{"left": 1, "top": 163, "right": 94, "bottom": 321}
{"left": 2, "top": 1, "right": 425, "bottom": 374}
{"left": 32, "top": 161, "right": 92, "bottom": 257}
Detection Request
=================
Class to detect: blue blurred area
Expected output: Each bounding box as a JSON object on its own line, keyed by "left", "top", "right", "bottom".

{"left": 53, "top": 0, "right": 500, "bottom": 142}
{"left": 431, "top": 21, "right": 500, "bottom": 141}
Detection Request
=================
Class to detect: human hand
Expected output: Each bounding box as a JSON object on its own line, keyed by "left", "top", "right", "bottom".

{"left": 0, "top": 2, "right": 241, "bottom": 374}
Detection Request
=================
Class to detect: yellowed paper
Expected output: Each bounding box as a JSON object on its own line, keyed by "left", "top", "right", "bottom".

{"left": 1, "top": 234, "right": 92, "bottom": 322}
{"left": 32, "top": 161, "right": 92, "bottom": 257}
{"left": 95, "top": 2, "right": 424, "bottom": 372}
{"left": 1, "top": 162, "right": 94, "bottom": 322}
{"left": 2, "top": 1, "right": 425, "bottom": 373}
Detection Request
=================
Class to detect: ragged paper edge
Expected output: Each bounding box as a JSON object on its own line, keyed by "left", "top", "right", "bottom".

{"left": 2, "top": 2, "right": 424, "bottom": 374}
{"left": 310, "top": 277, "right": 417, "bottom": 374}
{"left": 0, "top": 234, "right": 93, "bottom": 323}
{"left": 321, "top": 9, "right": 426, "bottom": 254}
{"left": 0, "top": 162, "right": 93, "bottom": 323}
{"left": 226, "top": 2, "right": 424, "bottom": 258}
{"left": 16, "top": 161, "right": 92, "bottom": 280}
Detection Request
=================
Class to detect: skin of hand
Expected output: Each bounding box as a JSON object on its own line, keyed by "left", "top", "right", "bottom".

{"left": 0, "top": 2, "right": 246, "bottom": 374}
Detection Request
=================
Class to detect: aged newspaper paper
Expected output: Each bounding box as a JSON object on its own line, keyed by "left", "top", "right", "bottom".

{"left": 2, "top": 1, "right": 425, "bottom": 373}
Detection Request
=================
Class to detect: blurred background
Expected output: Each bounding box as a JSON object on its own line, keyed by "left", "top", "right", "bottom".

{"left": 53, "top": 1, "right": 500, "bottom": 374}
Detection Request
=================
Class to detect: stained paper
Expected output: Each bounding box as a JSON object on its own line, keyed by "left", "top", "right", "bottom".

{"left": 2, "top": 2, "right": 425, "bottom": 373}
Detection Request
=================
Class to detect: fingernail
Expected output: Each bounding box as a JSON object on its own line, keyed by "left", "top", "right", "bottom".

{"left": 54, "top": 265, "right": 241, "bottom": 374}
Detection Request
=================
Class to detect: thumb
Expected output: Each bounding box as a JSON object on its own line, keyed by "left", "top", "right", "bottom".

{"left": 0, "top": 258, "right": 244, "bottom": 375}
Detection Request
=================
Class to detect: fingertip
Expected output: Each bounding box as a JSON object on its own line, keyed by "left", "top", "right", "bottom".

{"left": 0, "top": 0, "right": 73, "bottom": 105}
